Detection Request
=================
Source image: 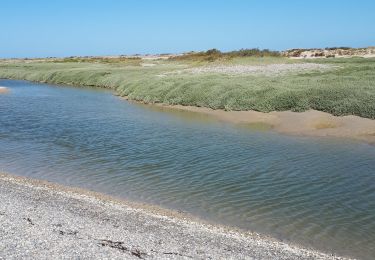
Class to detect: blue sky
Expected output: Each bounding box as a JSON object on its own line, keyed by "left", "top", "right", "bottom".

{"left": 1, "top": 0, "right": 374, "bottom": 58}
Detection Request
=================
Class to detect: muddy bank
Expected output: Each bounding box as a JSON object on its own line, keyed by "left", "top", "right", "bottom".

{"left": 0, "top": 172, "right": 349, "bottom": 259}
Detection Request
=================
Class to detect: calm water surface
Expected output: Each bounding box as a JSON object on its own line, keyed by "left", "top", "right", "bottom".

{"left": 1, "top": 80, "right": 375, "bottom": 259}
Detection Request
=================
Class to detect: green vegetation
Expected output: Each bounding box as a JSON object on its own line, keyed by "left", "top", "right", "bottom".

{"left": 171, "top": 48, "right": 280, "bottom": 62}
{"left": 51, "top": 56, "right": 142, "bottom": 65}
{"left": 0, "top": 56, "right": 375, "bottom": 119}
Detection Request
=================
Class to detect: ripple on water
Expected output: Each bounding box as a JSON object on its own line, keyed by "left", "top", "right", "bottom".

{"left": 1, "top": 80, "right": 375, "bottom": 259}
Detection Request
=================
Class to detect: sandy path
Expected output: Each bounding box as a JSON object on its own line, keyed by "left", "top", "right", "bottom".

{"left": 0, "top": 173, "right": 349, "bottom": 259}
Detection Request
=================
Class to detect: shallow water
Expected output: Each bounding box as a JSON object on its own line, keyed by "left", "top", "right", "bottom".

{"left": 1, "top": 80, "right": 375, "bottom": 259}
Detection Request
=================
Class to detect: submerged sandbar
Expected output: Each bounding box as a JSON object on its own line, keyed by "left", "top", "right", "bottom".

{"left": 0, "top": 86, "right": 9, "bottom": 93}
{"left": 127, "top": 99, "right": 375, "bottom": 144}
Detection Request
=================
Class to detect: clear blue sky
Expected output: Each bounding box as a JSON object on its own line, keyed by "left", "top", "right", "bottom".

{"left": 1, "top": 0, "right": 374, "bottom": 58}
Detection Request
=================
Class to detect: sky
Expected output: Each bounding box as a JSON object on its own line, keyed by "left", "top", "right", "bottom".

{"left": 1, "top": 0, "right": 375, "bottom": 58}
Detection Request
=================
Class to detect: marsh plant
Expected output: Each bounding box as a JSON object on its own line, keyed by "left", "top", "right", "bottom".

{"left": 0, "top": 55, "right": 374, "bottom": 118}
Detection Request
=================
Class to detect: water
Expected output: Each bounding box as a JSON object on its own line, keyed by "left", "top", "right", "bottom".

{"left": 1, "top": 80, "right": 375, "bottom": 259}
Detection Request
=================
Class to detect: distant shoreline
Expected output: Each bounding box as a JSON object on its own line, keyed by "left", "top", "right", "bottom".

{"left": 1, "top": 46, "right": 374, "bottom": 60}
{"left": 0, "top": 172, "right": 350, "bottom": 259}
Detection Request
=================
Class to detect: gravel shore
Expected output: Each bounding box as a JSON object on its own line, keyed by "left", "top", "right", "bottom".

{"left": 0, "top": 173, "right": 349, "bottom": 259}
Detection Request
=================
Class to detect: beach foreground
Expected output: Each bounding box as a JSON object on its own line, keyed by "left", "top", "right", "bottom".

{"left": 0, "top": 173, "right": 347, "bottom": 259}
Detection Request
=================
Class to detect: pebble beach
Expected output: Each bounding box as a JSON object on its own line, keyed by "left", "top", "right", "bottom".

{"left": 0, "top": 173, "right": 349, "bottom": 259}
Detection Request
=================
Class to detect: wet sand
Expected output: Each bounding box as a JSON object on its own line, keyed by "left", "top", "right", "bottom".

{"left": 174, "top": 106, "right": 375, "bottom": 143}
{"left": 0, "top": 172, "right": 349, "bottom": 259}
{"left": 123, "top": 98, "right": 375, "bottom": 144}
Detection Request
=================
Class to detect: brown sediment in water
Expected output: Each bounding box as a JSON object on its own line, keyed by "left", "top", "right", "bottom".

{"left": 0, "top": 86, "right": 9, "bottom": 94}
{"left": 121, "top": 97, "right": 375, "bottom": 144}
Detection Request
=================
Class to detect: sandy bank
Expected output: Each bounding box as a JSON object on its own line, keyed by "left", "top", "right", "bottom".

{"left": 125, "top": 99, "right": 375, "bottom": 144}
{"left": 0, "top": 173, "right": 348, "bottom": 259}
{"left": 0, "top": 86, "right": 9, "bottom": 93}
{"left": 175, "top": 107, "right": 375, "bottom": 143}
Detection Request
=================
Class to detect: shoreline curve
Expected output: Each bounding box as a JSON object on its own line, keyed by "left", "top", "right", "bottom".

{"left": 0, "top": 172, "right": 350, "bottom": 259}
{"left": 1, "top": 79, "right": 375, "bottom": 144}
{"left": 122, "top": 97, "right": 375, "bottom": 144}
